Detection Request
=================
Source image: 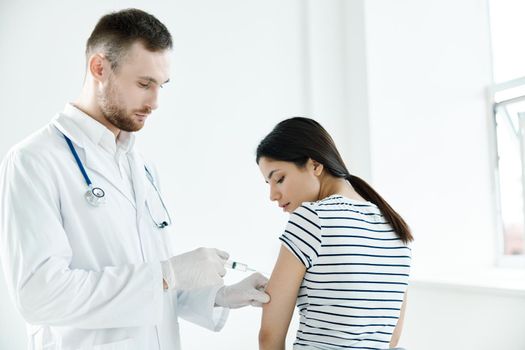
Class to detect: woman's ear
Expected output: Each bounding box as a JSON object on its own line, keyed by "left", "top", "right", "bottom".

{"left": 310, "top": 159, "right": 324, "bottom": 176}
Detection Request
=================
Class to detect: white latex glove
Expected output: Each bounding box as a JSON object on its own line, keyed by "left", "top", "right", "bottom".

{"left": 214, "top": 272, "right": 270, "bottom": 309}
{"left": 161, "top": 247, "right": 229, "bottom": 291}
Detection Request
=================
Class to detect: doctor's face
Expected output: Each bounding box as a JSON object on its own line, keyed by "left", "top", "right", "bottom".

{"left": 258, "top": 157, "right": 321, "bottom": 213}
{"left": 97, "top": 42, "right": 171, "bottom": 132}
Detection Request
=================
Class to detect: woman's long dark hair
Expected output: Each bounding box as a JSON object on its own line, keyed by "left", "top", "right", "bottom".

{"left": 256, "top": 117, "right": 413, "bottom": 243}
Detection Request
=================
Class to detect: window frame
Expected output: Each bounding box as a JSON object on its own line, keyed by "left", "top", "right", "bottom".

{"left": 492, "top": 76, "right": 525, "bottom": 267}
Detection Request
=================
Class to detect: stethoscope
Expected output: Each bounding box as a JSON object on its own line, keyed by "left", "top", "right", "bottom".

{"left": 63, "top": 133, "right": 172, "bottom": 229}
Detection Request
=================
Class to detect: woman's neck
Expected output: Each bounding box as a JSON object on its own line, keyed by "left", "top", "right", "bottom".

{"left": 318, "top": 175, "right": 366, "bottom": 202}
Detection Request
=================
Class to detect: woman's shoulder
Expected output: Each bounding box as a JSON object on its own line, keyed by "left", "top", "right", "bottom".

{"left": 300, "top": 195, "right": 386, "bottom": 222}
{"left": 307, "top": 194, "right": 377, "bottom": 209}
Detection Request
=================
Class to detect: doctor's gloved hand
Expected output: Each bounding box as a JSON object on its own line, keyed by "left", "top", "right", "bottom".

{"left": 161, "top": 247, "right": 229, "bottom": 291}
{"left": 214, "top": 272, "right": 270, "bottom": 309}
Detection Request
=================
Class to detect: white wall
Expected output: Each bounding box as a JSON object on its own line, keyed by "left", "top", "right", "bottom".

{"left": 403, "top": 282, "right": 525, "bottom": 349}
{"left": 363, "top": 0, "right": 496, "bottom": 273}
{"left": 362, "top": 0, "right": 525, "bottom": 349}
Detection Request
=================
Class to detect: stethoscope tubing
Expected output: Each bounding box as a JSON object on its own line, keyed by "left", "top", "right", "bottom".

{"left": 64, "top": 134, "right": 92, "bottom": 187}
{"left": 62, "top": 132, "right": 171, "bottom": 228}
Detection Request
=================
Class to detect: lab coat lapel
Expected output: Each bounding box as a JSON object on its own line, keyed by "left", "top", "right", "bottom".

{"left": 83, "top": 147, "right": 137, "bottom": 208}
{"left": 52, "top": 115, "right": 137, "bottom": 208}
{"left": 128, "top": 151, "right": 147, "bottom": 217}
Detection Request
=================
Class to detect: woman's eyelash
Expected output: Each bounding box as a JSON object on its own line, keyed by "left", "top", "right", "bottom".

{"left": 277, "top": 176, "right": 285, "bottom": 184}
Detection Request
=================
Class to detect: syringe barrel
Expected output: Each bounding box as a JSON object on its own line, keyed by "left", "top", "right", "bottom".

{"left": 225, "top": 260, "right": 248, "bottom": 272}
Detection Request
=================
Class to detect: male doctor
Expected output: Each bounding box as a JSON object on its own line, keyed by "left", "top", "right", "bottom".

{"left": 0, "top": 8, "right": 269, "bottom": 350}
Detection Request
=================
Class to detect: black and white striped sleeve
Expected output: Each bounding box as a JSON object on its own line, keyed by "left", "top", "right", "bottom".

{"left": 279, "top": 203, "right": 321, "bottom": 269}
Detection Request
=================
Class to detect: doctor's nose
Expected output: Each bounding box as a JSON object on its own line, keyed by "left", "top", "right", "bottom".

{"left": 147, "top": 89, "right": 159, "bottom": 111}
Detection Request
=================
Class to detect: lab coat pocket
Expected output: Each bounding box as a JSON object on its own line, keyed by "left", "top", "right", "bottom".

{"left": 90, "top": 338, "right": 135, "bottom": 350}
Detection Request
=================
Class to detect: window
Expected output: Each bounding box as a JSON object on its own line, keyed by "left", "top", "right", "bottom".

{"left": 489, "top": 0, "right": 525, "bottom": 262}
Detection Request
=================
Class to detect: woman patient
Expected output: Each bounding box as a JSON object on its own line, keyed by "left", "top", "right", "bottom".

{"left": 257, "top": 117, "right": 412, "bottom": 350}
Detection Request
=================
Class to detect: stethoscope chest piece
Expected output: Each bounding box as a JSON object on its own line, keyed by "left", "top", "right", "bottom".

{"left": 62, "top": 132, "right": 170, "bottom": 226}
{"left": 85, "top": 186, "right": 106, "bottom": 206}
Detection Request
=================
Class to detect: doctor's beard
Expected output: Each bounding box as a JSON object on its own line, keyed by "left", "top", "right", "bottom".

{"left": 97, "top": 76, "right": 147, "bottom": 133}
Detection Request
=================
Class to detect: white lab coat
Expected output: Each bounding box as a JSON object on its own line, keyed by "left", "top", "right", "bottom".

{"left": 0, "top": 105, "right": 228, "bottom": 350}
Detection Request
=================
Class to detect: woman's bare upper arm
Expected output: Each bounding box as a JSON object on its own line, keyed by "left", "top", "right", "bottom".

{"left": 260, "top": 245, "right": 307, "bottom": 342}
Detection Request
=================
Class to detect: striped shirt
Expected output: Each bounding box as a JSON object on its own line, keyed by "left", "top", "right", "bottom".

{"left": 279, "top": 195, "right": 411, "bottom": 350}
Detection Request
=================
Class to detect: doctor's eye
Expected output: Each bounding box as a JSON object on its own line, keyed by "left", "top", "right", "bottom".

{"left": 138, "top": 82, "right": 151, "bottom": 89}
{"left": 276, "top": 176, "right": 285, "bottom": 184}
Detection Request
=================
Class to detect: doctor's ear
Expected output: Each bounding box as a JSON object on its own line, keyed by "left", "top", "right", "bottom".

{"left": 88, "top": 53, "right": 110, "bottom": 83}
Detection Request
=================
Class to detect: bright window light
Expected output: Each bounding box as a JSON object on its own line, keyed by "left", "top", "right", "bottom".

{"left": 490, "top": 0, "right": 525, "bottom": 260}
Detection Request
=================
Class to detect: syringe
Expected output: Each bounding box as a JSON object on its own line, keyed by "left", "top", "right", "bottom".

{"left": 225, "top": 259, "right": 256, "bottom": 272}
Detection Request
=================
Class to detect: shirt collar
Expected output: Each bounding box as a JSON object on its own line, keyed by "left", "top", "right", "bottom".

{"left": 61, "top": 103, "right": 135, "bottom": 155}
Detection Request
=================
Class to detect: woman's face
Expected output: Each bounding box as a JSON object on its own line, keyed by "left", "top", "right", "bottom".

{"left": 258, "top": 157, "right": 322, "bottom": 213}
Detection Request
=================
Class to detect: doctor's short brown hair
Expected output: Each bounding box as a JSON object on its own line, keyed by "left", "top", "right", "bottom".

{"left": 86, "top": 8, "right": 173, "bottom": 72}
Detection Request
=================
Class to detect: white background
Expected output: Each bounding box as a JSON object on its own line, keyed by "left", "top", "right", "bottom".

{"left": 1, "top": 1, "right": 524, "bottom": 349}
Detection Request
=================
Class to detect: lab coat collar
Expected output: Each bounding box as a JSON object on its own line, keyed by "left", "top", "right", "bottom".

{"left": 59, "top": 103, "right": 135, "bottom": 155}
{"left": 52, "top": 104, "right": 139, "bottom": 208}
